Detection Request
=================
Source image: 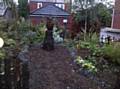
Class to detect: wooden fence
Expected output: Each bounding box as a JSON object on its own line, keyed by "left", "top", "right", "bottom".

{"left": 0, "top": 57, "right": 29, "bottom": 89}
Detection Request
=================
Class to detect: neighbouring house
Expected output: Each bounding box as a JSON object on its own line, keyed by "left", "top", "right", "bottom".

{"left": 29, "top": 0, "right": 71, "bottom": 13}
{"left": 112, "top": 0, "right": 120, "bottom": 29}
{"left": 0, "top": 1, "right": 12, "bottom": 21}
{"left": 100, "top": 27, "right": 120, "bottom": 42}
{"left": 99, "top": 0, "right": 120, "bottom": 42}
{"left": 29, "top": 0, "right": 71, "bottom": 28}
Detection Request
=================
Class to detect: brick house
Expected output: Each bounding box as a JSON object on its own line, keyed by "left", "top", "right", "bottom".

{"left": 29, "top": 0, "right": 71, "bottom": 28}
{"left": 112, "top": 0, "right": 120, "bottom": 29}
{"left": 100, "top": 0, "right": 120, "bottom": 42}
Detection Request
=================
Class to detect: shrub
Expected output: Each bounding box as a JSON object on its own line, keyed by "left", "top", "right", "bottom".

{"left": 31, "top": 24, "right": 45, "bottom": 44}
{"left": 78, "top": 40, "right": 102, "bottom": 57}
{"left": 0, "top": 49, "right": 6, "bottom": 60}
{"left": 102, "top": 42, "right": 120, "bottom": 65}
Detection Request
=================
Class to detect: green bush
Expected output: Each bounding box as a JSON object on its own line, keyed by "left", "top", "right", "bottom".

{"left": 102, "top": 42, "right": 120, "bottom": 65}
{"left": 29, "top": 24, "right": 46, "bottom": 44}
{"left": 0, "top": 49, "right": 6, "bottom": 60}
{"left": 78, "top": 40, "right": 102, "bottom": 57}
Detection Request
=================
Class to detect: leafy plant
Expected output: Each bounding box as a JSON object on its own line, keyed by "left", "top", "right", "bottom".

{"left": 53, "top": 26, "right": 63, "bottom": 43}
{"left": 102, "top": 42, "right": 120, "bottom": 65}
{"left": 0, "top": 49, "right": 6, "bottom": 60}
{"left": 75, "top": 56, "right": 97, "bottom": 73}
{"left": 76, "top": 33, "right": 103, "bottom": 57}
{"left": 31, "top": 24, "right": 45, "bottom": 44}
{"left": 64, "top": 39, "right": 79, "bottom": 51}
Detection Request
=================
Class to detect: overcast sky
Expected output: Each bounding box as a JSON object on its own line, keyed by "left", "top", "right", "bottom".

{"left": 13, "top": 0, "right": 18, "bottom": 4}
{"left": 13, "top": 0, "right": 115, "bottom": 5}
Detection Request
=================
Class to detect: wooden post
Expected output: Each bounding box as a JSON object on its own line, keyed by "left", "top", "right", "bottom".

{"left": 4, "top": 59, "right": 12, "bottom": 89}
{"left": 21, "top": 62, "right": 29, "bottom": 89}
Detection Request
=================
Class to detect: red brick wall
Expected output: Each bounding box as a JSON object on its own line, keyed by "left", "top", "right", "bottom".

{"left": 112, "top": 0, "right": 120, "bottom": 29}
{"left": 29, "top": 2, "right": 37, "bottom": 12}
{"left": 64, "top": 3, "right": 71, "bottom": 12}
{"left": 113, "top": 14, "right": 120, "bottom": 29}
{"left": 31, "top": 17, "right": 41, "bottom": 25}
{"left": 114, "top": 0, "right": 120, "bottom": 11}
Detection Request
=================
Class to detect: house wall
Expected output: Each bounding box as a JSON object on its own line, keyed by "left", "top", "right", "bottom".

{"left": 29, "top": 2, "right": 37, "bottom": 12}
{"left": 112, "top": 0, "right": 120, "bottom": 29}
{"left": 30, "top": 16, "right": 71, "bottom": 29}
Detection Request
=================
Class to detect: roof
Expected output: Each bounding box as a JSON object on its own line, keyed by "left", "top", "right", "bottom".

{"left": 30, "top": 4, "right": 70, "bottom": 17}
{"left": 0, "top": 3, "right": 7, "bottom": 16}
{"left": 101, "top": 27, "right": 120, "bottom": 33}
{"left": 30, "top": 0, "right": 65, "bottom": 3}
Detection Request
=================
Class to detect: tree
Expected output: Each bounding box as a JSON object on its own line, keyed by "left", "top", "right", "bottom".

{"left": 18, "top": 0, "right": 29, "bottom": 18}
{"left": 73, "top": 0, "right": 96, "bottom": 41}
{"left": 94, "top": 3, "right": 112, "bottom": 27}
{"left": 72, "top": 0, "right": 112, "bottom": 40}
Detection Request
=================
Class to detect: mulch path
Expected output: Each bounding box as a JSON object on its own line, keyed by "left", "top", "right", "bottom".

{"left": 26, "top": 45, "right": 100, "bottom": 89}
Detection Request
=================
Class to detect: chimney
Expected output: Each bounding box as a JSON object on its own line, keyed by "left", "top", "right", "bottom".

{"left": 114, "top": 0, "right": 120, "bottom": 11}
{"left": 112, "top": 0, "right": 120, "bottom": 29}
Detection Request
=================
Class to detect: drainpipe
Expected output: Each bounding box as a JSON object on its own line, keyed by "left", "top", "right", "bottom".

{"left": 111, "top": 6, "right": 115, "bottom": 28}
{"left": 111, "top": 1, "right": 116, "bottom": 28}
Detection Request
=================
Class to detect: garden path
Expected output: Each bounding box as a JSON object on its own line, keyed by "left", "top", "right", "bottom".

{"left": 26, "top": 45, "right": 100, "bottom": 89}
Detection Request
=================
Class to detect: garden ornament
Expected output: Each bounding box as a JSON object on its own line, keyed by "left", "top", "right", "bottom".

{"left": 0, "top": 37, "right": 4, "bottom": 48}
{"left": 42, "top": 17, "right": 54, "bottom": 51}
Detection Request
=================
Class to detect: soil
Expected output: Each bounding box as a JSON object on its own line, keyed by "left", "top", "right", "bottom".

{"left": 26, "top": 45, "right": 101, "bottom": 89}
{"left": 77, "top": 48, "right": 91, "bottom": 59}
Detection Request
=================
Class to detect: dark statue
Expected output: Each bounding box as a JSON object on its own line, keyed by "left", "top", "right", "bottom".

{"left": 42, "top": 17, "right": 54, "bottom": 51}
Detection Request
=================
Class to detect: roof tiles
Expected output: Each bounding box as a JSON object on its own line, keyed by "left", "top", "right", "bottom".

{"left": 30, "top": 4, "right": 70, "bottom": 17}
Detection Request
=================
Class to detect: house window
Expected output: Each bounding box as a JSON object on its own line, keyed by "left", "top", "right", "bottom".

{"left": 61, "top": 4, "right": 65, "bottom": 9}
{"left": 37, "top": 3, "right": 42, "bottom": 9}
{"left": 55, "top": 4, "right": 65, "bottom": 10}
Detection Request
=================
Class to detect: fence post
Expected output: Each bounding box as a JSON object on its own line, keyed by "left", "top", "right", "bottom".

{"left": 0, "top": 59, "right": 5, "bottom": 89}
{"left": 4, "top": 58, "right": 12, "bottom": 89}
{"left": 18, "top": 51, "right": 29, "bottom": 89}
{"left": 21, "top": 62, "right": 29, "bottom": 89}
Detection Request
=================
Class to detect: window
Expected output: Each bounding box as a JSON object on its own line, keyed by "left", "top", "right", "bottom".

{"left": 61, "top": 4, "right": 65, "bottom": 9}
{"left": 37, "top": 3, "right": 42, "bottom": 9}
{"left": 55, "top": 4, "right": 65, "bottom": 10}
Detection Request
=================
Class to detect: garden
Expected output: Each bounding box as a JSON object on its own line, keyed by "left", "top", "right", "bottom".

{"left": 0, "top": 17, "right": 120, "bottom": 89}
{"left": 0, "top": 0, "right": 120, "bottom": 89}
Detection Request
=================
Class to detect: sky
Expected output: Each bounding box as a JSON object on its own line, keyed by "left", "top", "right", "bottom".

{"left": 13, "top": 0, "right": 18, "bottom": 4}
{"left": 13, "top": 0, "right": 115, "bottom": 5}
{"left": 14, "top": 0, "right": 115, "bottom": 3}
{"left": 97, "top": 0, "right": 115, "bottom": 4}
